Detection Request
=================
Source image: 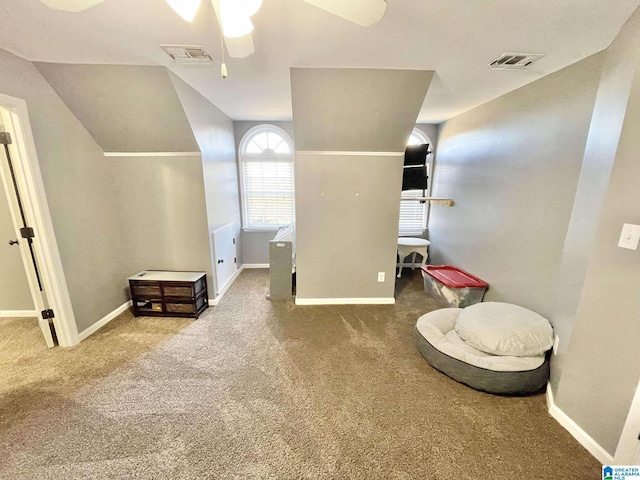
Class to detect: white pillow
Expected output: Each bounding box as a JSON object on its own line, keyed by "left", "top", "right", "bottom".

{"left": 455, "top": 302, "right": 553, "bottom": 357}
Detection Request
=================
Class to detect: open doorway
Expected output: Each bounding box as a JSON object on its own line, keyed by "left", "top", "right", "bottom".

{"left": 0, "top": 156, "right": 40, "bottom": 329}
{"left": 0, "top": 95, "right": 78, "bottom": 347}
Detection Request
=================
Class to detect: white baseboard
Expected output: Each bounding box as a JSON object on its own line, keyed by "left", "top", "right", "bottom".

{"left": 78, "top": 265, "right": 247, "bottom": 340}
{"left": 546, "top": 382, "right": 614, "bottom": 464}
{"left": 295, "top": 297, "right": 395, "bottom": 305}
{"left": 78, "top": 300, "right": 132, "bottom": 341}
{"left": 210, "top": 266, "right": 244, "bottom": 306}
{"left": 0, "top": 310, "right": 38, "bottom": 318}
{"left": 242, "top": 263, "right": 269, "bottom": 269}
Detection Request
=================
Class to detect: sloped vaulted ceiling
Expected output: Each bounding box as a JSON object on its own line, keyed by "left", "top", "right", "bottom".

{"left": 34, "top": 63, "right": 199, "bottom": 153}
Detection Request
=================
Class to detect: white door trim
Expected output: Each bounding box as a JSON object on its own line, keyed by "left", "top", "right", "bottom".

{"left": 614, "top": 379, "right": 640, "bottom": 464}
{"left": 1, "top": 107, "right": 55, "bottom": 347}
{"left": 0, "top": 94, "right": 79, "bottom": 347}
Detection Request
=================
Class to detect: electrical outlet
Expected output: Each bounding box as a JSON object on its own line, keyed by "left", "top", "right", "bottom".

{"left": 377, "top": 272, "right": 385, "bottom": 282}
{"left": 553, "top": 335, "right": 560, "bottom": 355}
{"left": 618, "top": 223, "right": 640, "bottom": 250}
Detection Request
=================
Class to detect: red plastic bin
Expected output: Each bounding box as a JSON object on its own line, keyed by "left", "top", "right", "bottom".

{"left": 421, "top": 265, "right": 488, "bottom": 308}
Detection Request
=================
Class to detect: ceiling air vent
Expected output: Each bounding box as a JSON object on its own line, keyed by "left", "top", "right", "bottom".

{"left": 488, "top": 53, "right": 544, "bottom": 70}
{"left": 160, "top": 44, "right": 213, "bottom": 64}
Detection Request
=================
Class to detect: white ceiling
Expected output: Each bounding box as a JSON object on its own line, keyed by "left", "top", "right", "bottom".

{"left": 1, "top": 0, "right": 639, "bottom": 123}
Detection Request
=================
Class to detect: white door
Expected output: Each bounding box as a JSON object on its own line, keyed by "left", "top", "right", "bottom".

{"left": 0, "top": 109, "right": 55, "bottom": 347}
{"left": 212, "top": 223, "right": 238, "bottom": 295}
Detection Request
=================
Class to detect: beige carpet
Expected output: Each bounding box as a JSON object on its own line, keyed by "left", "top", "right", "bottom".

{"left": 0, "top": 269, "right": 601, "bottom": 479}
{"left": 0, "top": 311, "right": 192, "bottom": 435}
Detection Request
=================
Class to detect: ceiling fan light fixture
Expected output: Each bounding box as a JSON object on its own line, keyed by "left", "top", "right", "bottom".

{"left": 220, "top": 2, "right": 254, "bottom": 38}
{"left": 165, "top": 0, "right": 202, "bottom": 22}
{"left": 239, "top": 0, "right": 263, "bottom": 17}
{"left": 222, "top": 16, "right": 254, "bottom": 38}
{"left": 219, "top": 0, "right": 262, "bottom": 19}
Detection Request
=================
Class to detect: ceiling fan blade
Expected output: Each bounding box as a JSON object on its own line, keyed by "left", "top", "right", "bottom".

{"left": 165, "top": 0, "right": 203, "bottom": 22}
{"left": 40, "top": 0, "right": 107, "bottom": 12}
{"left": 224, "top": 34, "right": 255, "bottom": 58}
{"left": 301, "top": 0, "right": 386, "bottom": 27}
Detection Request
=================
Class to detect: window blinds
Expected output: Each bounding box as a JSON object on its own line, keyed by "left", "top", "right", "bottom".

{"left": 399, "top": 190, "right": 426, "bottom": 235}
{"left": 242, "top": 159, "right": 294, "bottom": 227}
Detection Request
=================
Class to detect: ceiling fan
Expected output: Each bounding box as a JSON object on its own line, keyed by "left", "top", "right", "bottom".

{"left": 40, "top": 0, "right": 387, "bottom": 59}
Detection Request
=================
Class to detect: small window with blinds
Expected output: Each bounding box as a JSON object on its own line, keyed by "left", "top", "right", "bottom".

{"left": 399, "top": 129, "right": 431, "bottom": 235}
{"left": 239, "top": 125, "right": 295, "bottom": 229}
{"left": 399, "top": 190, "right": 427, "bottom": 235}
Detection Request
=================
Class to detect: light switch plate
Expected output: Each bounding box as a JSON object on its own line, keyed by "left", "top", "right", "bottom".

{"left": 377, "top": 272, "right": 385, "bottom": 282}
{"left": 618, "top": 223, "right": 640, "bottom": 250}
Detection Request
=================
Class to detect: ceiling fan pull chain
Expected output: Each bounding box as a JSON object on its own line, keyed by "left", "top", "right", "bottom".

{"left": 220, "top": 25, "right": 228, "bottom": 79}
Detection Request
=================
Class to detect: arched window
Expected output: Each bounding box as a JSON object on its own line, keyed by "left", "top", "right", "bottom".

{"left": 239, "top": 125, "right": 295, "bottom": 229}
{"left": 399, "top": 128, "right": 432, "bottom": 236}
{"left": 407, "top": 129, "right": 428, "bottom": 146}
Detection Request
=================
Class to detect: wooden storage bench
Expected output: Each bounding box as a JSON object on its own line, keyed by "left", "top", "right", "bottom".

{"left": 128, "top": 270, "right": 208, "bottom": 319}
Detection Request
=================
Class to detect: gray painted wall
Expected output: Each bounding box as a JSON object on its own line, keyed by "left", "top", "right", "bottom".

{"left": 233, "top": 122, "right": 439, "bottom": 265}
{"left": 34, "top": 64, "right": 199, "bottom": 154}
{"left": 234, "top": 121, "right": 295, "bottom": 266}
{"left": 548, "top": 13, "right": 640, "bottom": 392}
{"left": 554, "top": 7, "right": 640, "bottom": 455}
{"left": 234, "top": 121, "right": 295, "bottom": 149}
{"left": 239, "top": 230, "right": 274, "bottom": 266}
{"left": 0, "top": 178, "right": 33, "bottom": 310}
{"left": 430, "top": 7, "right": 640, "bottom": 455}
{"left": 430, "top": 53, "right": 603, "bottom": 316}
{"left": 291, "top": 68, "right": 433, "bottom": 153}
{"left": 171, "top": 73, "right": 242, "bottom": 294}
{"left": 295, "top": 153, "right": 403, "bottom": 299}
{"left": 106, "top": 155, "right": 213, "bottom": 296}
{"left": 0, "top": 52, "right": 214, "bottom": 333}
{"left": 0, "top": 48, "right": 130, "bottom": 332}
{"left": 37, "top": 63, "right": 213, "bottom": 328}
{"left": 292, "top": 68, "right": 433, "bottom": 300}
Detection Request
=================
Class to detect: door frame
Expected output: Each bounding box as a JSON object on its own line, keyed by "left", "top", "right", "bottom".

{"left": 0, "top": 148, "right": 55, "bottom": 347}
{"left": 0, "top": 93, "right": 78, "bottom": 347}
{"left": 615, "top": 378, "right": 640, "bottom": 464}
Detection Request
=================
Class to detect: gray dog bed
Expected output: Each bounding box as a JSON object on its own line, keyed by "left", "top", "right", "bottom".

{"left": 415, "top": 307, "right": 550, "bottom": 395}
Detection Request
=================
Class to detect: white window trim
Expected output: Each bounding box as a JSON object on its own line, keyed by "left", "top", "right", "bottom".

{"left": 399, "top": 128, "right": 433, "bottom": 236}
{"left": 408, "top": 128, "right": 429, "bottom": 146}
{"left": 239, "top": 124, "right": 295, "bottom": 230}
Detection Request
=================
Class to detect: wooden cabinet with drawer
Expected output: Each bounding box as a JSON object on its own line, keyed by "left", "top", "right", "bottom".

{"left": 128, "top": 270, "right": 208, "bottom": 319}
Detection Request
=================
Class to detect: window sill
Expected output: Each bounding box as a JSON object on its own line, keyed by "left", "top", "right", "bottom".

{"left": 242, "top": 227, "right": 281, "bottom": 233}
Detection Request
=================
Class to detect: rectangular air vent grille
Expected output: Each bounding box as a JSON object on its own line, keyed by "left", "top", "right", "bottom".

{"left": 489, "top": 53, "right": 544, "bottom": 70}
{"left": 160, "top": 44, "right": 213, "bottom": 63}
